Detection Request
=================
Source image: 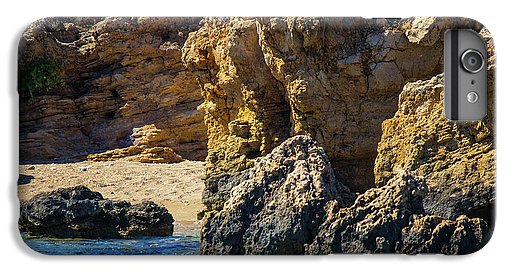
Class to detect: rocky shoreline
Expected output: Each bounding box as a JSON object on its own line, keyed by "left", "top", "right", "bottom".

{"left": 19, "top": 17, "right": 495, "bottom": 254}
{"left": 200, "top": 136, "right": 489, "bottom": 255}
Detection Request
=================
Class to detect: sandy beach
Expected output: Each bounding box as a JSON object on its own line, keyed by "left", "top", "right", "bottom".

{"left": 18, "top": 160, "right": 206, "bottom": 236}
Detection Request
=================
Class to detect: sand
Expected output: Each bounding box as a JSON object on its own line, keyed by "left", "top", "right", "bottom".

{"left": 18, "top": 160, "right": 206, "bottom": 236}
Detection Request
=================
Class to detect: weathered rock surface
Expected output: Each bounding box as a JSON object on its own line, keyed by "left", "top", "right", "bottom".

{"left": 19, "top": 17, "right": 495, "bottom": 254}
{"left": 195, "top": 18, "right": 494, "bottom": 255}
{"left": 374, "top": 74, "right": 495, "bottom": 221}
{"left": 182, "top": 18, "right": 292, "bottom": 179}
{"left": 201, "top": 137, "right": 489, "bottom": 255}
{"left": 307, "top": 171, "right": 487, "bottom": 254}
{"left": 19, "top": 185, "right": 174, "bottom": 238}
{"left": 398, "top": 214, "right": 487, "bottom": 255}
{"left": 202, "top": 172, "right": 249, "bottom": 211}
{"left": 183, "top": 17, "right": 482, "bottom": 193}
{"left": 19, "top": 17, "right": 207, "bottom": 162}
{"left": 200, "top": 135, "right": 354, "bottom": 255}
{"left": 87, "top": 124, "right": 184, "bottom": 163}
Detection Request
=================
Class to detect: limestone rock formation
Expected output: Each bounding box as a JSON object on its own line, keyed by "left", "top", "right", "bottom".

{"left": 19, "top": 185, "right": 174, "bottom": 238}
{"left": 19, "top": 17, "right": 207, "bottom": 163}
{"left": 87, "top": 124, "right": 184, "bottom": 163}
{"left": 18, "top": 17, "right": 495, "bottom": 254}
{"left": 307, "top": 171, "right": 427, "bottom": 254}
{"left": 183, "top": 17, "right": 483, "bottom": 192}
{"left": 307, "top": 171, "right": 487, "bottom": 254}
{"left": 200, "top": 135, "right": 354, "bottom": 255}
{"left": 202, "top": 172, "right": 249, "bottom": 211}
{"left": 373, "top": 74, "right": 495, "bottom": 221}
{"left": 182, "top": 18, "right": 292, "bottom": 179}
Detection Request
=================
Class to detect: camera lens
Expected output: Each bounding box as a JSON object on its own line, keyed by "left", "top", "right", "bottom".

{"left": 461, "top": 49, "right": 484, "bottom": 73}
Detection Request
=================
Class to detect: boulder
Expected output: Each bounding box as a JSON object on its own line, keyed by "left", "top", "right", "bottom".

{"left": 201, "top": 137, "right": 489, "bottom": 255}
{"left": 202, "top": 172, "right": 249, "bottom": 211}
{"left": 308, "top": 171, "right": 427, "bottom": 254}
{"left": 19, "top": 185, "right": 174, "bottom": 238}
{"left": 87, "top": 125, "right": 184, "bottom": 163}
{"left": 200, "top": 135, "right": 354, "bottom": 255}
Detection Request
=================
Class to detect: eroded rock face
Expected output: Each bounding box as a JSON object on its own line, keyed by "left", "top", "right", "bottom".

{"left": 194, "top": 17, "right": 493, "bottom": 255}
{"left": 19, "top": 17, "right": 207, "bottom": 162}
{"left": 201, "top": 137, "right": 489, "bottom": 255}
{"left": 307, "top": 171, "right": 487, "bottom": 255}
{"left": 182, "top": 18, "right": 292, "bottom": 179}
{"left": 183, "top": 17, "right": 482, "bottom": 192}
{"left": 374, "top": 75, "right": 495, "bottom": 221}
{"left": 307, "top": 172, "right": 427, "bottom": 254}
{"left": 200, "top": 135, "right": 354, "bottom": 255}
{"left": 19, "top": 185, "right": 174, "bottom": 238}
{"left": 374, "top": 27, "right": 495, "bottom": 221}
{"left": 399, "top": 214, "right": 487, "bottom": 255}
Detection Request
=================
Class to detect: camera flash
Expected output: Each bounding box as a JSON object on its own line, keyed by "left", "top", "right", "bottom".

{"left": 467, "top": 91, "right": 479, "bottom": 104}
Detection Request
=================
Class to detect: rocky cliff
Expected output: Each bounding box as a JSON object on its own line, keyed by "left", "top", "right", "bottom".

{"left": 187, "top": 17, "right": 494, "bottom": 255}
{"left": 19, "top": 17, "right": 208, "bottom": 162}
{"left": 183, "top": 17, "right": 482, "bottom": 192}
{"left": 201, "top": 136, "right": 489, "bottom": 255}
{"left": 374, "top": 27, "right": 495, "bottom": 222}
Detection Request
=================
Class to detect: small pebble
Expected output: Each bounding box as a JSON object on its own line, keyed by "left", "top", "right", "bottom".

{"left": 27, "top": 165, "right": 36, "bottom": 170}
{"left": 79, "top": 166, "right": 91, "bottom": 171}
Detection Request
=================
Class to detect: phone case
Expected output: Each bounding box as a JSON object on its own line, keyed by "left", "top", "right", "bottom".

{"left": 18, "top": 17, "right": 495, "bottom": 255}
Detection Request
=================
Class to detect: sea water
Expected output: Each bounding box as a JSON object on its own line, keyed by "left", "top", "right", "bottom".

{"left": 22, "top": 234, "right": 200, "bottom": 255}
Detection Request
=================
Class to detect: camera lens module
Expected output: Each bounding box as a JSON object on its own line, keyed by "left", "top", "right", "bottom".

{"left": 461, "top": 49, "right": 484, "bottom": 73}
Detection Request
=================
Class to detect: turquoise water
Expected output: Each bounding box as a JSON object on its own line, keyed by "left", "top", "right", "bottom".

{"left": 22, "top": 234, "right": 200, "bottom": 255}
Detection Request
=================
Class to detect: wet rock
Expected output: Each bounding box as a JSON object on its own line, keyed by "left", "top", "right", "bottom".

{"left": 200, "top": 135, "right": 354, "bottom": 255}
{"left": 19, "top": 185, "right": 174, "bottom": 238}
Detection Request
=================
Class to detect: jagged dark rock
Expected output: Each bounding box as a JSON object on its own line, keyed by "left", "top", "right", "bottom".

{"left": 200, "top": 135, "right": 355, "bottom": 255}
{"left": 307, "top": 172, "right": 427, "bottom": 254}
{"left": 307, "top": 171, "right": 488, "bottom": 255}
{"left": 19, "top": 185, "right": 174, "bottom": 238}
{"left": 398, "top": 214, "right": 488, "bottom": 255}
{"left": 200, "top": 136, "right": 489, "bottom": 255}
{"left": 202, "top": 172, "right": 249, "bottom": 211}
